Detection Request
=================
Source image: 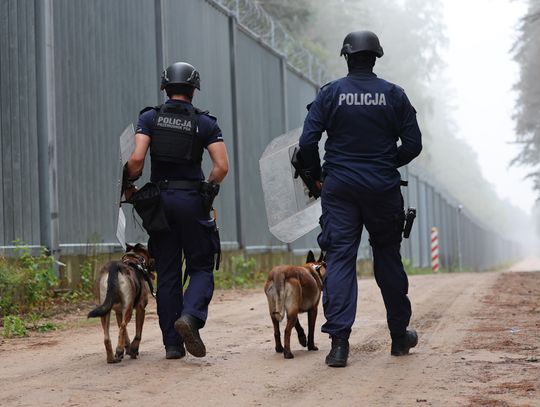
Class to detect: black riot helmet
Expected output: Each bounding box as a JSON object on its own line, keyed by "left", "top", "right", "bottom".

{"left": 340, "top": 31, "right": 384, "bottom": 58}
{"left": 160, "top": 62, "right": 201, "bottom": 91}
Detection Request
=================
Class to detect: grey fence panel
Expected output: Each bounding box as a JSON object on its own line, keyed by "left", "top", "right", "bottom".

{"left": 426, "top": 185, "right": 434, "bottom": 266}
{"left": 0, "top": 0, "right": 524, "bottom": 272}
{"left": 287, "top": 70, "right": 319, "bottom": 251}
{"left": 440, "top": 198, "right": 451, "bottom": 269}
{"left": 286, "top": 68, "right": 316, "bottom": 130}
{"left": 417, "top": 180, "right": 430, "bottom": 267}
{"left": 52, "top": 0, "right": 157, "bottom": 248}
{"left": 161, "top": 0, "right": 237, "bottom": 245}
{"left": 449, "top": 205, "right": 458, "bottom": 269}
{"left": 406, "top": 175, "right": 420, "bottom": 267}
{"left": 235, "top": 29, "right": 286, "bottom": 249}
{"left": 0, "top": 0, "right": 41, "bottom": 246}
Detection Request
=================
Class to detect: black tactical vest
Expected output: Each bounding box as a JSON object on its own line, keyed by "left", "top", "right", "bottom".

{"left": 150, "top": 103, "right": 204, "bottom": 164}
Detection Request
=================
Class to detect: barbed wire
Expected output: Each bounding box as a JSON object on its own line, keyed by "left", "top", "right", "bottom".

{"left": 209, "top": 0, "right": 330, "bottom": 85}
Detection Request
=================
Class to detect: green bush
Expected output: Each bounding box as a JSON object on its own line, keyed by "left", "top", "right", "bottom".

{"left": 2, "top": 315, "right": 27, "bottom": 337}
{"left": 215, "top": 254, "right": 263, "bottom": 289}
{"left": 0, "top": 244, "right": 58, "bottom": 317}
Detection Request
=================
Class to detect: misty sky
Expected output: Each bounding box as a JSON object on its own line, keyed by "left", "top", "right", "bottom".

{"left": 442, "top": 0, "right": 535, "bottom": 214}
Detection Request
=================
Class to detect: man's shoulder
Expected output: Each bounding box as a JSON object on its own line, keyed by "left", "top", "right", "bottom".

{"left": 138, "top": 105, "right": 158, "bottom": 120}
{"left": 375, "top": 77, "right": 405, "bottom": 94}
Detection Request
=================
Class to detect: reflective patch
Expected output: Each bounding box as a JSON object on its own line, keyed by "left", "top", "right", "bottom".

{"left": 156, "top": 114, "right": 194, "bottom": 132}
{"left": 338, "top": 92, "right": 387, "bottom": 106}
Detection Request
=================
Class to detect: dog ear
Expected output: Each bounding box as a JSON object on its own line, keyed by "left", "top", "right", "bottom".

{"left": 125, "top": 243, "right": 133, "bottom": 252}
{"left": 317, "top": 251, "right": 325, "bottom": 263}
{"left": 306, "top": 250, "right": 316, "bottom": 263}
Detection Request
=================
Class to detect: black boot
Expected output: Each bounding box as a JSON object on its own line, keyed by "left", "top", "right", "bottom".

{"left": 165, "top": 344, "right": 186, "bottom": 359}
{"left": 325, "top": 337, "right": 349, "bottom": 367}
{"left": 174, "top": 314, "right": 206, "bottom": 357}
{"left": 391, "top": 329, "right": 418, "bottom": 356}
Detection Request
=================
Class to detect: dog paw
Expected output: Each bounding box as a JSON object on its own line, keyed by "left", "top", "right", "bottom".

{"left": 284, "top": 350, "right": 294, "bottom": 359}
{"left": 308, "top": 344, "right": 319, "bottom": 351}
{"left": 107, "top": 357, "right": 122, "bottom": 364}
{"left": 275, "top": 345, "right": 284, "bottom": 353}
{"left": 128, "top": 347, "right": 139, "bottom": 359}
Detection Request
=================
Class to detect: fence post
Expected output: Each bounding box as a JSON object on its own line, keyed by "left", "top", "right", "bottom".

{"left": 154, "top": 0, "right": 165, "bottom": 104}
{"left": 228, "top": 14, "right": 245, "bottom": 248}
{"left": 35, "top": 0, "right": 60, "bottom": 266}
{"left": 456, "top": 204, "right": 463, "bottom": 272}
{"left": 431, "top": 227, "right": 439, "bottom": 272}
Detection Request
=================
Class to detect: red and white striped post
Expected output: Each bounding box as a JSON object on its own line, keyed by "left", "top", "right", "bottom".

{"left": 431, "top": 227, "right": 439, "bottom": 272}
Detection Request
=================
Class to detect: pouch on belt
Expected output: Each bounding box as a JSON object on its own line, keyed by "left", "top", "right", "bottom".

{"left": 129, "top": 182, "right": 171, "bottom": 234}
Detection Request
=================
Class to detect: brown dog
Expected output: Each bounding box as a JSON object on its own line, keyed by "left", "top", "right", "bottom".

{"left": 264, "top": 250, "right": 326, "bottom": 359}
{"left": 88, "top": 243, "right": 154, "bottom": 363}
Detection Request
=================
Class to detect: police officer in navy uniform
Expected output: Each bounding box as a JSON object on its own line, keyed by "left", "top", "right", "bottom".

{"left": 126, "top": 62, "right": 229, "bottom": 359}
{"left": 297, "top": 31, "right": 422, "bottom": 367}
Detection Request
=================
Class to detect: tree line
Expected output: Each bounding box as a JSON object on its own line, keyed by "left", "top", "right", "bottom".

{"left": 513, "top": 1, "right": 540, "bottom": 196}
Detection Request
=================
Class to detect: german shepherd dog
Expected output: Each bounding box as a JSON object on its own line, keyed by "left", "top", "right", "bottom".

{"left": 88, "top": 243, "right": 155, "bottom": 363}
{"left": 264, "top": 250, "right": 326, "bottom": 359}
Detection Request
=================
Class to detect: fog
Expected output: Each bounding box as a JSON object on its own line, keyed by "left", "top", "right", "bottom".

{"left": 259, "top": 0, "right": 540, "bottom": 251}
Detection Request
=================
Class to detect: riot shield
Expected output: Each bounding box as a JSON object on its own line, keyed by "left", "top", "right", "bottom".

{"left": 115, "top": 124, "right": 135, "bottom": 249}
{"left": 259, "top": 128, "right": 326, "bottom": 243}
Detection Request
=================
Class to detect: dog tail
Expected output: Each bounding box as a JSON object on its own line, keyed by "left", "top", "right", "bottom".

{"left": 267, "top": 271, "right": 286, "bottom": 322}
{"left": 87, "top": 263, "right": 119, "bottom": 318}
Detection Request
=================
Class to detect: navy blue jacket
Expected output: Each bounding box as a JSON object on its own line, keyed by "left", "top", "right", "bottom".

{"left": 299, "top": 69, "right": 422, "bottom": 192}
{"left": 136, "top": 99, "right": 223, "bottom": 182}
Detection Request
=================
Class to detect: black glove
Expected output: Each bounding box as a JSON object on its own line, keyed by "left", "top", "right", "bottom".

{"left": 200, "top": 181, "right": 220, "bottom": 213}
{"left": 291, "top": 146, "right": 322, "bottom": 199}
{"left": 121, "top": 163, "right": 140, "bottom": 196}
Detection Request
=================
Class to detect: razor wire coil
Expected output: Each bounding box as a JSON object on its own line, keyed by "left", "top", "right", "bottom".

{"left": 209, "top": 0, "right": 330, "bottom": 85}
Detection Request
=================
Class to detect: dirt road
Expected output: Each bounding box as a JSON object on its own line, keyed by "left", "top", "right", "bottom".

{"left": 1, "top": 263, "right": 539, "bottom": 407}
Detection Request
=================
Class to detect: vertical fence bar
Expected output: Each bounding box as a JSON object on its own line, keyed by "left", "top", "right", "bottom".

{"left": 280, "top": 56, "right": 292, "bottom": 252}
{"left": 154, "top": 0, "right": 164, "bottom": 104}
{"left": 228, "top": 14, "right": 244, "bottom": 248}
{"left": 35, "top": 0, "right": 60, "bottom": 264}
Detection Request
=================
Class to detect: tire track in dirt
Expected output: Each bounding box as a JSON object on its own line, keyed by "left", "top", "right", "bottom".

{"left": 0, "top": 270, "right": 537, "bottom": 406}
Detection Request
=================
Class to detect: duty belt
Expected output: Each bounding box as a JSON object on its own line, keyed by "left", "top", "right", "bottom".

{"left": 157, "top": 180, "right": 201, "bottom": 190}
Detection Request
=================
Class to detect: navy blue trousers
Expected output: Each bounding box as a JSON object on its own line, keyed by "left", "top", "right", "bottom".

{"left": 148, "top": 189, "right": 217, "bottom": 347}
{"left": 318, "top": 175, "right": 411, "bottom": 340}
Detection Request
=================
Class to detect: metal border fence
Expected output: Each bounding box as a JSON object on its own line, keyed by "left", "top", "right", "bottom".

{"left": 0, "top": 0, "right": 521, "bottom": 272}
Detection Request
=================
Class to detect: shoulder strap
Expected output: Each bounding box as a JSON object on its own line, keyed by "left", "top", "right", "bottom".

{"left": 194, "top": 107, "right": 217, "bottom": 120}
{"left": 139, "top": 105, "right": 160, "bottom": 116}
{"left": 319, "top": 80, "right": 333, "bottom": 91}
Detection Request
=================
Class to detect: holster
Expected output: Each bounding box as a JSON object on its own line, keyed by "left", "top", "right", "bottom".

{"left": 403, "top": 207, "right": 416, "bottom": 238}
{"left": 128, "top": 182, "right": 171, "bottom": 234}
{"left": 200, "top": 181, "right": 220, "bottom": 213}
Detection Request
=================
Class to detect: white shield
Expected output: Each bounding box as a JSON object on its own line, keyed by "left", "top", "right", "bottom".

{"left": 116, "top": 124, "right": 135, "bottom": 249}
{"left": 259, "top": 128, "right": 326, "bottom": 243}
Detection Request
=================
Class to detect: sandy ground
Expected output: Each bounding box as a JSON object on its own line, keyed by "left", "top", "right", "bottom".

{"left": 0, "top": 261, "right": 539, "bottom": 407}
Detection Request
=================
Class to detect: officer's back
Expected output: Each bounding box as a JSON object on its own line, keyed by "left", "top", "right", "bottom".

{"left": 301, "top": 45, "right": 421, "bottom": 192}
